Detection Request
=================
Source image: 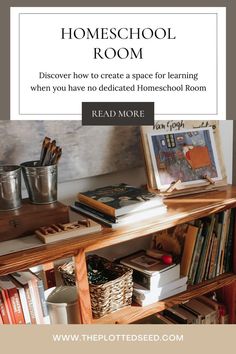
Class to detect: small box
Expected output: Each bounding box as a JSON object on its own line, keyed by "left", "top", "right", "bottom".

{"left": 0, "top": 198, "right": 69, "bottom": 242}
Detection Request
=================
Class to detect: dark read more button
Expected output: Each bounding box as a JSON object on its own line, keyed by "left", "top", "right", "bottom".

{"left": 82, "top": 102, "right": 154, "bottom": 126}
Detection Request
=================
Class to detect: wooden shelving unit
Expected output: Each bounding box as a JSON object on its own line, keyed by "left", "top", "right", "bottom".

{"left": 92, "top": 273, "right": 236, "bottom": 324}
{"left": 1, "top": 185, "right": 236, "bottom": 324}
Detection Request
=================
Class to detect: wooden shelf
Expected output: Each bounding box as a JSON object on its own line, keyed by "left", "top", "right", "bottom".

{"left": 1, "top": 185, "right": 236, "bottom": 276}
{"left": 92, "top": 273, "right": 236, "bottom": 324}
{"left": 1, "top": 185, "right": 236, "bottom": 324}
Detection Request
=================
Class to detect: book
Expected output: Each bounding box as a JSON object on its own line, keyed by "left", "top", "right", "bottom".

{"left": 0, "top": 291, "right": 11, "bottom": 324}
{"left": 133, "top": 313, "right": 176, "bottom": 324}
{"left": 224, "top": 209, "right": 235, "bottom": 272}
{"left": 11, "top": 271, "right": 45, "bottom": 324}
{"left": 133, "top": 275, "right": 187, "bottom": 300}
{"left": 10, "top": 277, "right": 31, "bottom": 324}
{"left": 164, "top": 305, "right": 198, "bottom": 324}
{"left": 77, "top": 183, "right": 163, "bottom": 217}
{"left": 181, "top": 298, "right": 217, "bottom": 324}
{"left": 133, "top": 284, "right": 187, "bottom": 306}
{"left": 218, "top": 209, "right": 231, "bottom": 274}
{"left": 119, "top": 250, "right": 177, "bottom": 276}
{"left": 72, "top": 203, "right": 167, "bottom": 228}
{"left": 187, "top": 221, "right": 203, "bottom": 284}
{"left": 11, "top": 272, "right": 36, "bottom": 324}
{"left": 194, "top": 216, "right": 215, "bottom": 283}
{"left": 215, "top": 210, "right": 230, "bottom": 276}
{"left": 0, "top": 276, "right": 25, "bottom": 324}
{"left": 132, "top": 264, "right": 180, "bottom": 290}
{"left": 197, "top": 295, "right": 222, "bottom": 324}
{"left": 180, "top": 224, "right": 199, "bottom": 277}
{"left": 155, "top": 313, "right": 178, "bottom": 324}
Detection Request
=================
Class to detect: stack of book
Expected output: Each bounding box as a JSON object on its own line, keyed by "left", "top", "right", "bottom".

{"left": 119, "top": 250, "right": 187, "bottom": 306}
{"left": 134, "top": 295, "right": 229, "bottom": 324}
{"left": 0, "top": 270, "right": 48, "bottom": 324}
{"left": 72, "top": 183, "right": 166, "bottom": 228}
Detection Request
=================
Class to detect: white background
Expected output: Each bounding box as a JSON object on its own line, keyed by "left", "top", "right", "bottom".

{"left": 10, "top": 7, "right": 226, "bottom": 120}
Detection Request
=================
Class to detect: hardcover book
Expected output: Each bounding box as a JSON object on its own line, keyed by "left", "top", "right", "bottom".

{"left": 72, "top": 203, "right": 167, "bottom": 228}
{"left": 133, "top": 275, "right": 187, "bottom": 300}
{"left": 77, "top": 183, "right": 163, "bottom": 217}
{"left": 133, "top": 284, "right": 187, "bottom": 306}
{"left": 132, "top": 264, "right": 180, "bottom": 290}
{"left": 119, "top": 250, "right": 176, "bottom": 276}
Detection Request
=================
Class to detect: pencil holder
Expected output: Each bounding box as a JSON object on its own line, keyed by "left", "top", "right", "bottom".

{"left": 21, "top": 161, "right": 57, "bottom": 204}
{"left": 0, "top": 165, "right": 22, "bottom": 211}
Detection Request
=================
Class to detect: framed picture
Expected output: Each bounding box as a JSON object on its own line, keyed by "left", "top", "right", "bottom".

{"left": 147, "top": 127, "right": 222, "bottom": 190}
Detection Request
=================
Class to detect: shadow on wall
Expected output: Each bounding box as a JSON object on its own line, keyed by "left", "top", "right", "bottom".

{"left": 0, "top": 121, "right": 144, "bottom": 183}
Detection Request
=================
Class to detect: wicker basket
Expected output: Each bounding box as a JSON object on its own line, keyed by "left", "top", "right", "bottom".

{"left": 58, "top": 255, "right": 133, "bottom": 319}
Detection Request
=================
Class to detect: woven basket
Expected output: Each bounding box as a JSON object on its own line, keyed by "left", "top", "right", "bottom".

{"left": 58, "top": 255, "right": 133, "bottom": 318}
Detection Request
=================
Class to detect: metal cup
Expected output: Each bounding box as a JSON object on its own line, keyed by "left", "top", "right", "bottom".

{"left": 21, "top": 161, "right": 57, "bottom": 204}
{"left": 0, "top": 165, "right": 22, "bottom": 211}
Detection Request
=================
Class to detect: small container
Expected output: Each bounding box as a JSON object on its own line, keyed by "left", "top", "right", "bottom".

{"left": 45, "top": 286, "right": 80, "bottom": 324}
{"left": 0, "top": 165, "right": 22, "bottom": 211}
{"left": 21, "top": 161, "right": 57, "bottom": 204}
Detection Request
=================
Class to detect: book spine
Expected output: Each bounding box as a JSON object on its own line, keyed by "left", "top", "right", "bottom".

{"left": 219, "top": 209, "right": 231, "bottom": 274}
{"left": 74, "top": 202, "right": 117, "bottom": 223}
{"left": 28, "top": 279, "right": 44, "bottom": 324}
{"left": 203, "top": 228, "right": 215, "bottom": 280}
{"left": 8, "top": 287, "right": 25, "bottom": 324}
{"left": 163, "top": 309, "right": 188, "bottom": 324}
{"left": 18, "top": 287, "right": 31, "bottom": 324}
{"left": 1, "top": 289, "right": 15, "bottom": 324}
{"left": 36, "top": 278, "right": 48, "bottom": 317}
{"left": 24, "top": 285, "right": 37, "bottom": 324}
{"left": 188, "top": 223, "right": 203, "bottom": 284}
{"left": 70, "top": 205, "right": 113, "bottom": 227}
{"left": 191, "top": 236, "right": 204, "bottom": 284}
{"left": 207, "top": 236, "right": 218, "bottom": 280}
{"left": 200, "top": 216, "right": 216, "bottom": 282}
{"left": 216, "top": 210, "right": 230, "bottom": 276}
{"left": 224, "top": 209, "right": 235, "bottom": 272}
{"left": 214, "top": 212, "right": 223, "bottom": 277}
{"left": 0, "top": 290, "right": 10, "bottom": 324}
{"left": 132, "top": 269, "right": 153, "bottom": 290}
{"left": 195, "top": 216, "right": 215, "bottom": 284}
{"left": 77, "top": 193, "right": 115, "bottom": 217}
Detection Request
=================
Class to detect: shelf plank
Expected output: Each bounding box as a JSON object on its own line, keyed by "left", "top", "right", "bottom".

{"left": 0, "top": 185, "right": 236, "bottom": 276}
{"left": 92, "top": 273, "right": 236, "bottom": 324}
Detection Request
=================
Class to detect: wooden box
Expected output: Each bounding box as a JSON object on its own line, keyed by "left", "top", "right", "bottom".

{"left": 0, "top": 199, "right": 69, "bottom": 242}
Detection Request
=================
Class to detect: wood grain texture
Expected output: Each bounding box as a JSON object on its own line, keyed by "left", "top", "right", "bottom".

{"left": 218, "top": 282, "right": 236, "bottom": 324}
{"left": 0, "top": 199, "right": 69, "bottom": 242}
{"left": 92, "top": 273, "right": 236, "bottom": 324}
{"left": 0, "top": 186, "right": 236, "bottom": 275}
{"left": 0, "top": 186, "right": 236, "bottom": 324}
{"left": 74, "top": 249, "right": 92, "bottom": 324}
